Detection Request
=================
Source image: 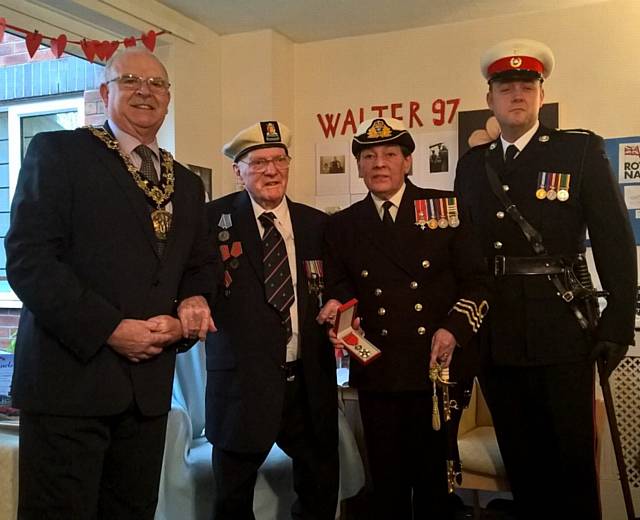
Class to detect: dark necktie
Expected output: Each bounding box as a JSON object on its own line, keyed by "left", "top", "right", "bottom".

{"left": 504, "top": 144, "right": 519, "bottom": 171}
{"left": 135, "top": 144, "right": 159, "bottom": 184}
{"left": 259, "top": 212, "right": 294, "bottom": 340}
{"left": 382, "top": 200, "right": 395, "bottom": 227}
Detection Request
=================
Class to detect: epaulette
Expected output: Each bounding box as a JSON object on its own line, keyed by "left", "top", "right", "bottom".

{"left": 552, "top": 128, "right": 596, "bottom": 136}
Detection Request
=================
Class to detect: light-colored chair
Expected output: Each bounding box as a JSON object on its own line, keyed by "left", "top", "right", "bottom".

{"left": 155, "top": 343, "right": 365, "bottom": 520}
{"left": 457, "top": 378, "right": 509, "bottom": 516}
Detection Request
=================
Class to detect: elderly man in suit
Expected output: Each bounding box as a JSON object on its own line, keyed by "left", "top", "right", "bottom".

{"left": 205, "top": 121, "right": 339, "bottom": 520}
{"left": 5, "top": 47, "right": 217, "bottom": 519}
{"left": 319, "top": 117, "right": 490, "bottom": 520}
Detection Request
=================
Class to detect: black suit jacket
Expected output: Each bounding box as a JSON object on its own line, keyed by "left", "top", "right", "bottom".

{"left": 455, "top": 125, "right": 637, "bottom": 365}
{"left": 205, "top": 191, "right": 337, "bottom": 453}
{"left": 5, "top": 127, "right": 217, "bottom": 416}
{"left": 324, "top": 179, "right": 490, "bottom": 392}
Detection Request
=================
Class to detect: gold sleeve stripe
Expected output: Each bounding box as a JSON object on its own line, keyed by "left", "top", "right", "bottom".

{"left": 451, "top": 299, "right": 489, "bottom": 333}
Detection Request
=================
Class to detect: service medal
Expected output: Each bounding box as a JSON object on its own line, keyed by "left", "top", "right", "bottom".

{"left": 536, "top": 172, "right": 547, "bottom": 199}
{"left": 536, "top": 188, "right": 547, "bottom": 200}
{"left": 448, "top": 216, "right": 460, "bottom": 228}
{"left": 557, "top": 173, "right": 571, "bottom": 202}
{"left": 557, "top": 190, "right": 569, "bottom": 202}
{"left": 427, "top": 219, "right": 438, "bottom": 230}
{"left": 218, "top": 230, "right": 230, "bottom": 242}
{"left": 151, "top": 209, "right": 172, "bottom": 240}
{"left": 546, "top": 189, "right": 557, "bottom": 201}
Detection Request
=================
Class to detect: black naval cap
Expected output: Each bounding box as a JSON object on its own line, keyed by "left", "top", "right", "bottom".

{"left": 481, "top": 39, "right": 555, "bottom": 83}
{"left": 352, "top": 117, "right": 415, "bottom": 157}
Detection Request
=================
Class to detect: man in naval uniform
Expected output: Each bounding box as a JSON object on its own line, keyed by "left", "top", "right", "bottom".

{"left": 319, "top": 117, "right": 490, "bottom": 520}
{"left": 454, "top": 39, "right": 636, "bottom": 520}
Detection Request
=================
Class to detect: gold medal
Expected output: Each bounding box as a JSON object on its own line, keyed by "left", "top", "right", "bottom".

{"left": 557, "top": 189, "right": 569, "bottom": 202}
{"left": 536, "top": 188, "right": 547, "bottom": 200}
{"left": 151, "top": 209, "right": 172, "bottom": 240}
{"left": 427, "top": 219, "right": 438, "bottom": 230}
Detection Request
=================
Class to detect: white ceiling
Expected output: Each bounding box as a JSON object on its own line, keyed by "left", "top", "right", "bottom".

{"left": 155, "top": 0, "right": 606, "bottom": 43}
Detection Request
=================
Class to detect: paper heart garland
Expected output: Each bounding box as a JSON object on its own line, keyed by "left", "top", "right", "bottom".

{"left": 124, "top": 36, "right": 137, "bottom": 48}
{"left": 80, "top": 39, "right": 97, "bottom": 63}
{"left": 141, "top": 30, "right": 156, "bottom": 52}
{"left": 25, "top": 31, "right": 43, "bottom": 58}
{"left": 103, "top": 40, "right": 120, "bottom": 61}
{"left": 50, "top": 34, "right": 67, "bottom": 58}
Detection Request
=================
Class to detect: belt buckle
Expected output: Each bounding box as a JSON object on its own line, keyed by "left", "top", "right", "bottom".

{"left": 494, "top": 255, "right": 506, "bottom": 276}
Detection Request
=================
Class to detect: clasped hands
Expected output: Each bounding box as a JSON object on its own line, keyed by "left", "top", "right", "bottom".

{"left": 107, "top": 295, "right": 216, "bottom": 363}
{"left": 590, "top": 340, "right": 628, "bottom": 380}
{"left": 316, "top": 298, "right": 457, "bottom": 367}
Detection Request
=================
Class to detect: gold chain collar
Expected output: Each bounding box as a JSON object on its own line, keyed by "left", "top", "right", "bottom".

{"left": 86, "top": 126, "right": 175, "bottom": 209}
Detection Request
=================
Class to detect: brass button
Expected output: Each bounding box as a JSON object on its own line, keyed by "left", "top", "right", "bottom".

{"left": 417, "top": 326, "right": 426, "bottom": 335}
{"left": 496, "top": 211, "right": 505, "bottom": 219}
{"left": 493, "top": 241, "right": 503, "bottom": 250}
{"left": 360, "top": 270, "right": 369, "bottom": 278}
{"left": 374, "top": 288, "right": 382, "bottom": 296}
{"left": 377, "top": 307, "right": 386, "bottom": 316}
{"left": 422, "top": 260, "right": 430, "bottom": 269}
{"left": 381, "top": 329, "right": 388, "bottom": 336}
{"left": 503, "top": 185, "right": 510, "bottom": 192}
{"left": 414, "top": 303, "right": 423, "bottom": 312}
{"left": 410, "top": 281, "right": 418, "bottom": 289}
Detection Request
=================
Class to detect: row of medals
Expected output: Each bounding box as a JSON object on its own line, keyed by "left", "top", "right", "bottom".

{"left": 536, "top": 186, "right": 570, "bottom": 202}
{"left": 416, "top": 213, "right": 460, "bottom": 230}
{"left": 536, "top": 172, "right": 570, "bottom": 202}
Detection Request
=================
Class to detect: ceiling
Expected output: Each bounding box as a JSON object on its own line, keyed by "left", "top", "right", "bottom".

{"left": 156, "top": 0, "right": 606, "bottom": 43}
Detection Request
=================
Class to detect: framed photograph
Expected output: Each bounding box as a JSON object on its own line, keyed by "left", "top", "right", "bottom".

{"left": 188, "top": 164, "right": 213, "bottom": 202}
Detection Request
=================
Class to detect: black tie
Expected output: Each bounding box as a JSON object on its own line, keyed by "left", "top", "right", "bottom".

{"left": 259, "top": 212, "right": 294, "bottom": 340}
{"left": 382, "top": 200, "right": 394, "bottom": 227}
{"left": 504, "top": 144, "right": 519, "bottom": 171}
{"left": 135, "top": 145, "right": 159, "bottom": 184}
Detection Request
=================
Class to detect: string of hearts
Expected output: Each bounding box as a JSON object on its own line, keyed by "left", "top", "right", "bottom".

{"left": 0, "top": 16, "right": 168, "bottom": 63}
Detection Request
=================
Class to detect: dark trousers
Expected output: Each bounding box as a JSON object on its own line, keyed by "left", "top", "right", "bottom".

{"left": 483, "top": 361, "right": 600, "bottom": 520}
{"left": 18, "top": 407, "right": 168, "bottom": 520}
{"left": 358, "top": 390, "right": 454, "bottom": 520}
{"left": 212, "top": 375, "right": 339, "bottom": 520}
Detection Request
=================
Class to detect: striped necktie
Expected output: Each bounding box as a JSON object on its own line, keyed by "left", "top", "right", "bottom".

{"left": 259, "top": 212, "right": 294, "bottom": 340}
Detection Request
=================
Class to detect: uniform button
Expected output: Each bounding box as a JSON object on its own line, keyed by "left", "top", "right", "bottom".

{"left": 377, "top": 307, "right": 386, "bottom": 316}
{"left": 374, "top": 288, "right": 382, "bottom": 296}
{"left": 422, "top": 260, "right": 431, "bottom": 269}
{"left": 380, "top": 329, "right": 388, "bottom": 336}
{"left": 417, "top": 326, "right": 426, "bottom": 335}
{"left": 503, "top": 185, "right": 510, "bottom": 192}
{"left": 496, "top": 211, "right": 505, "bottom": 219}
{"left": 360, "top": 270, "right": 369, "bottom": 278}
{"left": 414, "top": 303, "right": 423, "bottom": 311}
{"left": 410, "top": 281, "right": 418, "bottom": 289}
{"left": 493, "top": 241, "right": 503, "bottom": 250}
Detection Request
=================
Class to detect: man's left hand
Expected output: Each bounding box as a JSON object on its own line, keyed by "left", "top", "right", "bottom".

{"left": 590, "top": 340, "right": 628, "bottom": 379}
{"left": 177, "top": 295, "right": 216, "bottom": 340}
{"left": 317, "top": 298, "right": 342, "bottom": 325}
{"left": 430, "top": 328, "right": 457, "bottom": 368}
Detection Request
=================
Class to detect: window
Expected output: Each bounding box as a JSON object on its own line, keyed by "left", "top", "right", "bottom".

{"left": 0, "top": 96, "right": 84, "bottom": 306}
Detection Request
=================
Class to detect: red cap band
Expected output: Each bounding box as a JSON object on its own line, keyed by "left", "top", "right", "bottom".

{"left": 488, "top": 55, "right": 544, "bottom": 77}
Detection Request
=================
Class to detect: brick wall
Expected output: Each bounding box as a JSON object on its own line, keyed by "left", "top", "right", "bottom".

{"left": 0, "top": 309, "right": 20, "bottom": 351}
{"left": 0, "top": 33, "right": 51, "bottom": 67}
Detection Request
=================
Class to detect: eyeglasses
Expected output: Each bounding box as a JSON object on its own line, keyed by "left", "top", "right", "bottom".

{"left": 106, "top": 74, "right": 171, "bottom": 93}
{"left": 238, "top": 156, "right": 292, "bottom": 173}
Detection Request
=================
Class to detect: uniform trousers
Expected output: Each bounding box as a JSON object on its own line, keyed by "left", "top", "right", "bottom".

{"left": 212, "top": 372, "right": 339, "bottom": 520}
{"left": 358, "top": 390, "right": 453, "bottom": 520}
{"left": 18, "top": 405, "right": 168, "bottom": 520}
{"left": 482, "top": 360, "right": 599, "bottom": 520}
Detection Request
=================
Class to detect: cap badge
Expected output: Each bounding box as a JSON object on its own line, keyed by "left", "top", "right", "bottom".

{"left": 367, "top": 119, "right": 393, "bottom": 139}
{"left": 538, "top": 135, "right": 550, "bottom": 142}
{"left": 260, "top": 121, "right": 281, "bottom": 143}
{"left": 510, "top": 56, "right": 522, "bottom": 68}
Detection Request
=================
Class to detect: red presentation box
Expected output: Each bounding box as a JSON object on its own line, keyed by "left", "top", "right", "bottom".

{"left": 333, "top": 298, "right": 381, "bottom": 365}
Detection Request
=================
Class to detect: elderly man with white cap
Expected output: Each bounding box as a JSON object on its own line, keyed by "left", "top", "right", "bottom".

{"left": 455, "top": 39, "right": 636, "bottom": 519}
{"left": 319, "top": 117, "right": 490, "bottom": 519}
{"left": 204, "top": 121, "right": 339, "bottom": 519}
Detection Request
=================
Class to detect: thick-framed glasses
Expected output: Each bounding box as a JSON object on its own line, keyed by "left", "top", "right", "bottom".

{"left": 238, "top": 156, "right": 292, "bottom": 173}
{"left": 106, "top": 74, "right": 171, "bottom": 93}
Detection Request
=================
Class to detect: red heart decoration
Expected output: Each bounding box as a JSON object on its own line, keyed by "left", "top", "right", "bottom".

{"left": 95, "top": 40, "right": 110, "bottom": 61}
{"left": 0, "top": 18, "right": 6, "bottom": 43}
{"left": 141, "top": 30, "right": 156, "bottom": 52}
{"left": 50, "top": 34, "right": 67, "bottom": 59}
{"left": 104, "top": 41, "right": 120, "bottom": 61}
{"left": 25, "top": 31, "right": 43, "bottom": 59}
{"left": 124, "top": 36, "right": 136, "bottom": 48}
{"left": 80, "top": 39, "right": 97, "bottom": 63}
